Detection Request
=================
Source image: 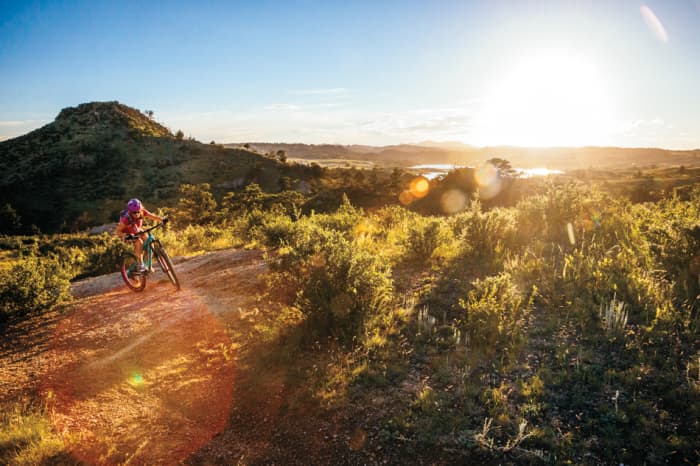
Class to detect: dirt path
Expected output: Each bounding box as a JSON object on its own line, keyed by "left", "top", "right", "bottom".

{"left": 1, "top": 249, "right": 270, "bottom": 465}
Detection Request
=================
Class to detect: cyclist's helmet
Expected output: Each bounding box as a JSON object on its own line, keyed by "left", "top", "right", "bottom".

{"left": 127, "top": 198, "right": 142, "bottom": 212}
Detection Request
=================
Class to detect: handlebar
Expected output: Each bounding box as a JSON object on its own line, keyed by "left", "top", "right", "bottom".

{"left": 124, "top": 219, "right": 169, "bottom": 241}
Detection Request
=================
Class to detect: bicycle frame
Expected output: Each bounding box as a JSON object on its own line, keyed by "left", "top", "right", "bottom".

{"left": 143, "top": 233, "right": 155, "bottom": 269}
{"left": 124, "top": 232, "right": 155, "bottom": 275}
{"left": 125, "top": 223, "right": 162, "bottom": 275}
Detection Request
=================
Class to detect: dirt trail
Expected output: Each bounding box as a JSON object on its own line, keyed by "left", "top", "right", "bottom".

{"left": 1, "top": 249, "right": 271, "bottom": 465}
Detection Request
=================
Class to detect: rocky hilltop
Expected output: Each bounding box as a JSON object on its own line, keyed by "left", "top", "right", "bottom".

{"left": 54, "top": 101, "right": 173, "bottom": 139}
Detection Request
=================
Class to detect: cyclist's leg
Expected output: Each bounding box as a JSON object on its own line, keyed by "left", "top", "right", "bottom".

{"left": 134, "top": 237, "right": 146, "bottom": 269}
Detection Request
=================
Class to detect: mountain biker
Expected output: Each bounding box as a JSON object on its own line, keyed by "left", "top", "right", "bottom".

{"left": 115, "top": 198, "right": 166, "bottom": 273}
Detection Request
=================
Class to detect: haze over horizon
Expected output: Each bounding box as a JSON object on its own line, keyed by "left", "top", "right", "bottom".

{"left": 2, "top": 1, "right": 700, "bottom": 150}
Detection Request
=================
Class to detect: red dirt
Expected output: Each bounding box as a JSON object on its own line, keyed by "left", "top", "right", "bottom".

{"left": 2, "top": 249, "right": 272, "bottom": 464}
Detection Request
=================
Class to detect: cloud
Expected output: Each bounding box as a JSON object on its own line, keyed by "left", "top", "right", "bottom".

{"left": 262, "top": 104, "right": 301, "bottom": 111}
{"left": 618, "top": 118, "right": 667, "bottom": 132}
{"left": 0, "top": 119, "right": 43, "bottom": 127}
{"left": 0, "top": 119, "right": 48, "bottom": 141}
{"left": 359, "top": 108, "right": 475, "bottom": 141}
{"left": 157, "top": 102, "right": 480, "bottom": 146}
{"left": 291, "top": 88, "right": 348, "bottom": 96}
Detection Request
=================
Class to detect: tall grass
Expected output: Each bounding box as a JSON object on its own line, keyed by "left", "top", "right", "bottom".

{"left": 0, "top": 403, "right": 72, "bottom": 465}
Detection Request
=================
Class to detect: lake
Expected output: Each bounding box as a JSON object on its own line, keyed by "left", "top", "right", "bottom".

{"left": 409, "top": 164, "right": 564, "bottom": 179}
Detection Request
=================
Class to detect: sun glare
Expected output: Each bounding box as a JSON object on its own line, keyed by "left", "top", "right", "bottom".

{"left": 475, "top": 53, "right": 616, "bottom": 147}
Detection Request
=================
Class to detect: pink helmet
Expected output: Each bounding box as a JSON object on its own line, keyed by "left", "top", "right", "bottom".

{"left": 127, "top": 198, "right": 142, "bottom": 212}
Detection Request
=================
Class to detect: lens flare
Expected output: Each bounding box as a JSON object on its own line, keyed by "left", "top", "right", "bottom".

{"left": 128, "top": 372, "right": 144, "bottom": 388}
{"left": 440, "top": 189, "right": 467, "bottom": 214}
{"left": 399, "top": 190, "right": 414, "bottom": 205}
{"left": 400, "top": 176, "right": 431, "bottom": 205}
{"left": 567, "top": 222, "right": 576, "bottom": 245}
{"left": 474, "top": 163, "right": 502, "bottom": 200}
{"left": 409, "top": 176, "right": 430, "bottom": 199}
{"left": 640, "top": 5, "right": 668, "bottom": 43}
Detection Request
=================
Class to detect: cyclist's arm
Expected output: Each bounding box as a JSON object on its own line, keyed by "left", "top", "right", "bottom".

{"left": 143, "top": 209, "right": 164, "bottom": 223}
{"left": 115, "top": 222, "right": 130, "bottom": 240}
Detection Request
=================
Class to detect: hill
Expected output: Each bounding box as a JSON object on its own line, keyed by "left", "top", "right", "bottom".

{"left": 228, "top": 142, "right": 465, "bottom": 166}
{"left": 0, "top": 102, "right": 284, "bottom": 234}
{"left": 231, "top": 142, "right": 700, "bottom": 171}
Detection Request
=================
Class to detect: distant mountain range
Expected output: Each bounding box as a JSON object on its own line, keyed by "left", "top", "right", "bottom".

{"left": 230, "top": 142, "right": 700, "bottom": 170}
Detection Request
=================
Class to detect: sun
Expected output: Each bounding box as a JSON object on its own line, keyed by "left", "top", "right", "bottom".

{"left": 475, "top": 52, "right": 617, "bottom": 147}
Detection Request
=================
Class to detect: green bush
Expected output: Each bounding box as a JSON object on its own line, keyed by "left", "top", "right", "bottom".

{"left": 297, "top": 231, "right": 393, "bottom": 341}
{"left": 403, "top": 216, "right": 453, "bottom": 262}
{"left": 251, "top": 206, "right": 297, "bottom": 247}
{"left": 84, "top": 236, "right": 131, "bottom": 277}
{"left": 458, "top": 272, "right": 529, "bottom": 351}
{"left": 451, "top": 203, "right": 518, "bottom": 273}
{"left": 636, "top": 193, "right": 700, "bottom": 307}
{"left": 309, "top": 193, "right": 362, "bottom": 236}
{"left": 514, "top": 182, "right": 589, "bottom": 246}
{"left": 269, "top": 217, "right": 393, "bottom": 342}
{"left": 175, "top": 183, "right": 217, "bottom": 226}
{"left": 0, "top": 255, "right": 71, "bottom": 322}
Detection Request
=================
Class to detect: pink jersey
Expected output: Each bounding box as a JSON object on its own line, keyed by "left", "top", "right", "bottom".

{"left": 119, "top": 208, "right": 152, "bottom": 235}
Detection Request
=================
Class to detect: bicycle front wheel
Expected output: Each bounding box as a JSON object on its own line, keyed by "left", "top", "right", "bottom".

{"left": 121, "top": 253, "right": 146, "bottom": 292}
{"left": 152, "top": 242, "right": 180, "bottom": 290}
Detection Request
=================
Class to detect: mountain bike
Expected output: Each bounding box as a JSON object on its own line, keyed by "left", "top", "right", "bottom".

{"left": 120, "top": 222, "right": 180, "bottom": 292}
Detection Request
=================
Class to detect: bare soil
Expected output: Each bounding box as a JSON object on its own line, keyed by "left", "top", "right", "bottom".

{"left": 1, "top": 249, "right": 324, "bottom": 464}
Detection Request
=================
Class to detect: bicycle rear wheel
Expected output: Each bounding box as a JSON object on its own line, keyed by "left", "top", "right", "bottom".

{"left": 152, "top": 242, "right": 180, "bottom": 290}
{"left": 121, "top": 253, "right": 146, "bottom": 291}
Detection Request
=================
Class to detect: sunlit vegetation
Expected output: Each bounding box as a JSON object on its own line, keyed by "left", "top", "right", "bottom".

{"left": 0, "top": 402, "right": 75, "bottom": 465}
{"left": 1, "top": 166, "right": 699, "bottom": 463}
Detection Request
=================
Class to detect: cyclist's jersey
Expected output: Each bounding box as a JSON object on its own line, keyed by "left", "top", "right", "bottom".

{"left": 119, "top": 208, "right": 152, "bottom": 235}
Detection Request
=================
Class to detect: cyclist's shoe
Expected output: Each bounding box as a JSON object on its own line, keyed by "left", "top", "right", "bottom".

{"left": 137, "top": 263, "right": 147, "bottom": 273}
{"left": 148, "top": 265, "right": 155, "bottom": 273}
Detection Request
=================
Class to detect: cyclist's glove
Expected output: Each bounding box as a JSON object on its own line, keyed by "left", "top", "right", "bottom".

{"left": 125, "top": 234, "right": 136, "bottom": 241}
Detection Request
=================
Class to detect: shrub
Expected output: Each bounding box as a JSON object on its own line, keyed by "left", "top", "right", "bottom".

{"left": 309, "top": 193, "right": 362, "bottom": 236}
{"left": 297, "top": 232, "right": 393, "bottom": 341}
{"left": 175, "top": 183, "right": 217, "bottom": 226}
{"left": 251, "top": 205, "right": 297, "bottom": 247}
{"left": 635, "top": 193, "right": 700, "bottom": 307}
{"left": 270, "top": 220, "right": 393, "bottom": 342}
{"left": 458, "top": 273, "right": 529, "bottom": 351}
{"left": 555, "top": 197, "right": 674, "bottom": 326}
{"left": 84, "top": 236, "right": 131, "bottom": 276}
{"left": 167, "top": 224, "right": 240, "bottom": 254}
{"left": 0, "top": 255, "right": 71, "bottom": 322}
{"left": 451, "top": 203, "right": 518, "bottom": 273}
{"left": 403, "top": 216, "right": 453, "bottom": 262}
{"left": 514, "top": 182, "right": 590, "bottom": 246}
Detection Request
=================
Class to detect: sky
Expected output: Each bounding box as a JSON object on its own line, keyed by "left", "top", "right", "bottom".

{"left": 2, "top": 0, "right": 700, "bottom": 149}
